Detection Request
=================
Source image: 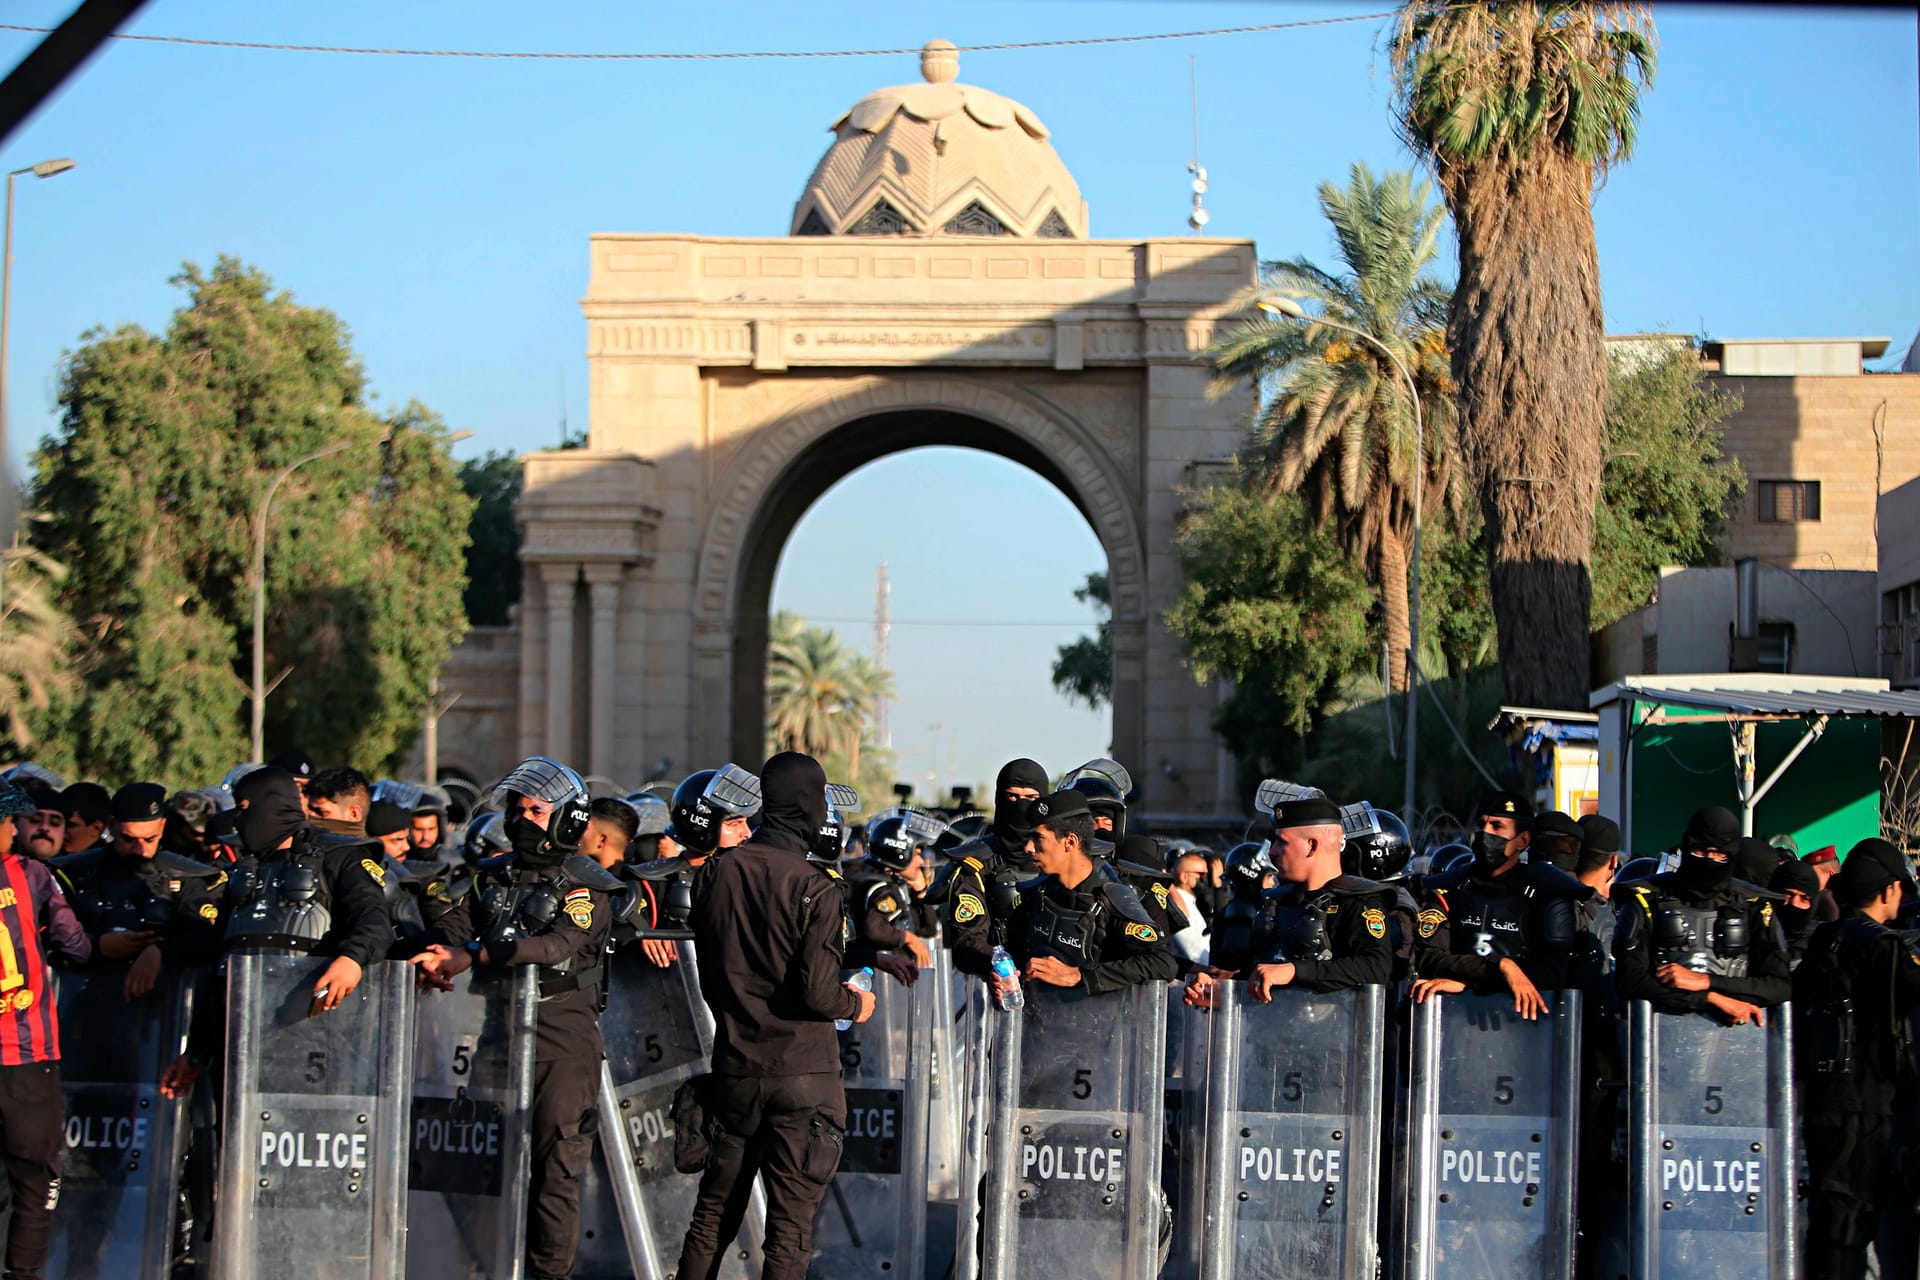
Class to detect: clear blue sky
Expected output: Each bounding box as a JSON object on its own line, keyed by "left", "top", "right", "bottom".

{"left": 3, "top": 2, "right": 1915, "bottom": 791}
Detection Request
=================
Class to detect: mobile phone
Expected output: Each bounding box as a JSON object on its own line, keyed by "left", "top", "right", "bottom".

{"left": 307, "top": 986, "right": 330, "bottom": 1018}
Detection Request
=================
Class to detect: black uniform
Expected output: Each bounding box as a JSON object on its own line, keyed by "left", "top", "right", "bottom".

{"left": 1004, "top": 860, "right": 1180, "bottom": 993}
{"left": 930, "top": 832, "right": 1027, "bottom": 978}
{"left": 1414, "top": 859, "right": 1589, "bottom": 992}
{"left": 53, "top": 846, "right": 227, "bottom": 965}
{"left": 432, "top": 848, "right": 618, "bottom": 1279}
{"left": 1214, "top": 874, "right": 1395, "bottom": 991}
{"left": 1792, "top": 851, "right": 1920, "bottom": 1278}
{"left": 1612, "top": 873, "right": 1791, "bottom": 1015}
{"left": 677, "top": 754, "right": 862, "bottom": 1280}
{"left": 843, "top": 862, "right": 918, "bottom": 961}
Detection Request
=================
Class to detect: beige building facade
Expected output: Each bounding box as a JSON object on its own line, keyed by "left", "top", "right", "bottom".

{"left": 420, "top": 42, "right": 1254, "bottom": 814}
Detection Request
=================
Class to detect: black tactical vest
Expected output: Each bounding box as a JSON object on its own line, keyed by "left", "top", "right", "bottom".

{"left": 1650, "top": 897, "right": 1749, "bottom": 977}
{"left": 226, "top": 853, "right": 332, "bottom": 951}
{"left": 1444, "top": 877, "right": 1534, "bottom": 962}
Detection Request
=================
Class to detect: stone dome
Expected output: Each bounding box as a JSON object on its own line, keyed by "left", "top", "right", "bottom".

{"left": 791, "top": 40, "right": 1088, "bottom": 239}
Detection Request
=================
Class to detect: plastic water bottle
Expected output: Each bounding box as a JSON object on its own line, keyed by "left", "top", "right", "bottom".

{"left": 836, "top": 967, "right": 874, "bottom": 1031}
{"left": 990, "top": 945, "right": 1024, "bottom": 1011}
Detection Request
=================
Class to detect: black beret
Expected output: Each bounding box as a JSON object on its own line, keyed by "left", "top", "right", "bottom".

{"left": 365, "top": 800, "right": 411, "bottom": 838}
{"left": 111, "top": 782, "right": 169, "bottom": 824}
{"left": 1835, "top": 837, "right": 1909, "bottom": 901}
{"left": 1530, "top": 810, "right": 1584, "bottom": 843}
{"left": 1577, "top": 814, "right": 1622, "bottom": 856}
{"left": 1030, "top": 791, "right": 1091, "bottom": 824}
{"left": 1681, "top": 806, "right": 1742, "bottom": 852}
{"left": 1474, "top": 790, "right": 1535, "bottom": 823}
{"left": 267, "top": 750, "right": 314, "bottom": 780}
{"left": 1271, "top": 796, "right": 1345, "bottom": 830}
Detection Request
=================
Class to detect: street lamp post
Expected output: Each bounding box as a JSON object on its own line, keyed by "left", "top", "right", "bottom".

{"left": 0, "top": 158, "right": 74, "bottom": 523}
{"left": 1258, "top": 296, "right": 1425, "bottom": 823}
{"left": 251, "top": 441, "right": 351, "bottom": 761}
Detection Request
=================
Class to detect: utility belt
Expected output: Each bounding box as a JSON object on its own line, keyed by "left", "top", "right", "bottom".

{"left": 537, "top": 962, "right": 605, "bottom": 1001}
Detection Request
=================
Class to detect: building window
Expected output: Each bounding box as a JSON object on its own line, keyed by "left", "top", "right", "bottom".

{"left": 1756, "top": 621, "right": 1795, "bottom": 673}
{"left": 846, "top": 199, "right": 914, "bottom": 236}
{"left": 1757, "top": 479, "right": 1821, "bottom": 523}
{"left": 1036, "top": 209, "right": 1075, "bottom": 239}
{"left": 942, "top": 200, "right": 1009, "bottom": 236}
{"left": 795, "top": 207, "right": 832, "bottom": 236}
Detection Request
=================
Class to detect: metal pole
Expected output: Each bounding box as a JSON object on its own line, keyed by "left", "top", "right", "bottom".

{"left": 2, "top": 168, "right": 16, "bottom": 503}
{"left": 250, "top": 441, "right": 351, "bottom": 759}
{"left": 424, "top": 675, "right": 440, "bottom": 781}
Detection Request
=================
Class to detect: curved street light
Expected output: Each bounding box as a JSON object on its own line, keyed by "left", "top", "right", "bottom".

{"left": 1257, "top": 295, "right": 1426, "bottom": 823}
{"left": 251, "top": 442, "right": 352, "bottom": 760}
{"left": 1, "top": 158, "right": 75, "bottom": 508}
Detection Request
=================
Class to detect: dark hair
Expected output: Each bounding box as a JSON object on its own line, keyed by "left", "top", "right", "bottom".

{"left": 307, "top": 766, "right": 371, "bottom": 808}
{"left": 590, "top": 797, "right": 638, "bottom": 848}
{"left": 1532, "top": 831, "right": 1582, "bottom": 872}
{"left": 60, "top": 782, "right": 112, "bottom": 826}
{"left": 1037, "top": 809, "right": 1095, "bottom": 854}
{"left": 1575, "top": 844, "right": 1618, "bottom": 876}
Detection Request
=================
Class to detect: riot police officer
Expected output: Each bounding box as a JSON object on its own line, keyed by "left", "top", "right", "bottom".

{"left": 1793, "top": 837, "right": 1920, "bottom": 1279}
{"left": 848, "top": 814, "right": 935, "bottom": 973}
{"left": 666, "top": 764, "right": 762, "bottom": 869}
{"left": 676, "top": 752, "right": 874, "bottom": 1280}
{"left": 1613, "top": 806, "right": 1790, "bottom": 1024}
{"left": 866, "top": 809, "right": 946, "bottom": 937}
{"left": 1411, "top": 793, "right": 1589, "bottom": 1019}
{"left": 1063, "top": 757, "right": 1132, "bottom": 844}
{"left": 934, "top": 757, "right": 1048, "bottom": 980}
{"left": 54, "top": 782, "right": 227, "bottom": 985}
{"left": 993, "top": 791, "right": 1178, "bottom": 1003}
{"left": 416, "top": 756, "right": 619, "bottom": 1280}
{"left": 461, "top": 809, "right": 512, "bottom": 865}
{"left": 1207, "top": 840, "right": 1277, "bottom": 976}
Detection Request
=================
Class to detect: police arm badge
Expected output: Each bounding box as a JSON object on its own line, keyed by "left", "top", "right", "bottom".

{"left": 563, "top": 887, "right": 595, "bottom": 930}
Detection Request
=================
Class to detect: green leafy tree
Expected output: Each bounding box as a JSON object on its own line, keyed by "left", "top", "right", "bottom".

{"left": 1393, "top": 2, "right": 1657, "bottom": 709}
{"left": 1166, "top": 485, "right": 1374, "bottom": 751}
{"left": 1208, "top": 164, "right": 1463, "bottom": 691}
{"left": 459, "top": 451, "right": 523, "bottom": 627}
{"left": 1591, "top": 346, "right": 1744, "bottom": 626}
{"left": 32, "top": 258, "right": 473, "bottom": 781}
{"left": 0, "top": 546, "right": 79, "bottom": 755}
{"left": 1051, "top": 571, "right": 1111, "bottom": 710}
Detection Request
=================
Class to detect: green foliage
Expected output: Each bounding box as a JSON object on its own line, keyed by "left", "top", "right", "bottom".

{"left": 32, "top": 258, "right": 473, "bottom": 782}
{"left": 1591, "top": 347, "right": 1745, "bottom": 627}
{"left": 1165, "top": 486, "right": 1374, "bottom": 742}
{"left": 766, "top": 610, "right": 895, "bottom": 788}
{"left": 459, "top": 450, "right": 523, "bottom": 627}
{"left": 0, "top": 546, "right": 80, "bottom": 756}
{"left": 1051, "top": 570, "right": 1111, "bottom": 710}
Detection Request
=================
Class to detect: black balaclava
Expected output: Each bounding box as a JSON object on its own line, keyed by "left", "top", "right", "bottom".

{"left": 1674, "top": 806, "right": 1740, "bottom": 895}
{"left": 1770, "top": 857, "right": 1820, "bottom": 945}
{"left": 1732, "top": 836, "right": 1782, "bottom": 888}
{"left": 504, "top": 805, "right": 562, "bottom": 868}
{"left": 758, "top": 752, "right": 827, "bottom": 856}
{"left": 992, "top": 758, "right": 1049, "bottom": 854}
{"left": 232, "top": 767, "right": 307, "bottom": 857}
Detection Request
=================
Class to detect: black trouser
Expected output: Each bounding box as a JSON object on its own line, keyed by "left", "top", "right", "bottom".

{"left": 1805, "top": 1108, "right": 1893, "bottom": 1280}
{"left": 0, "top": 1062, "right": 63, "bottom": 1280}
{"left": 527, "top": 1054, "right": 601, "bottom": 1280}
{"left": 676, "top": 1072, "right": 846, "bottom": 1280}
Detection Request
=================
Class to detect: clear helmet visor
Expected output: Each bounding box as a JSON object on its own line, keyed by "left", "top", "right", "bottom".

{"left": 627, "top": 792, "right": 672, "bottom": 837}
{"left": 899, "top": 807, "right": 949, "bottom": 845}
{"left": 1338, "top": 800, "right": 1381, "bottom": 845}
{"left": 488, "top": 756, "right": 589, "bottom": 810}
{"left": 1065, "top": 758, "right": 1133, "bottom": 801}
{"left": 1254, "top": 778, "right": 1326, "bottom": 817}
{"left": 220, "top": 762, "right": 266, "bottom": 793}
{"left": 702, "top": 764, "right": 763, "bottom": 818}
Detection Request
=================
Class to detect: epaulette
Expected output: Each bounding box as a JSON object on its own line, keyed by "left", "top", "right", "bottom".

{"left": 561, "top": 854, "right": 623, "bottom": 892}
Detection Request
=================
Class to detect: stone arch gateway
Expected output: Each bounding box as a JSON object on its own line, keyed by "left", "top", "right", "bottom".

{"left": 431, "top": 41, "right": 1258, "bottom": 822}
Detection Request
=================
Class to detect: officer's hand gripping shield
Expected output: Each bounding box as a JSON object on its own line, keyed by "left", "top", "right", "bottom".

{"left": 1625, "top": 1001, "right": 1797, "bottom": 1279}
{"left": 575, "top": 939, "right": 765, "bottom": 1280}
{"left": 404, "top": 965, "right": 538, "bottom": 1280}
{"left": 980, "top": 981, "right": 1168, "bottom": 1280}
{"left": 48, "top": 961, "right": 200, "bottom": 1280}
{"left": 1194, "top": 980, "right": 1386, "bottom": 1280}
{"left": 809, "top": 961, "right": 933, "bottom": 1278}
{"left": 1399, "top": 989, "right": 1582, "bottom": 1280}
{"left": 211, "top": 953, "right": 414, "bottom": 1280}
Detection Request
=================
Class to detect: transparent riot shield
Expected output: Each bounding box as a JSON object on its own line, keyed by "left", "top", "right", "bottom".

{"left": 575, "top": 940, "right": 764, "bottom": 1280}
{"left": 405, "top": 965, "right": 537, "bottom": 1280}
{"left": 1401, "top": 989, "right": 1581, "bottom": 1280}
{"left": 980, "top": 981, "right": 1168, "bottom": 1280}
{"left": 925, "top": 946, "right": 961, "bottom": 1203}
{"left": 1164, "top": 990, "right": 1211, "bottom": 1280}
{"left": 948, "top": 977, "right": 993, "bottom": 1280}
{"left": 1626, "top": 1002, "right": 1796, "bottom": 1280}
{"left": 48, "top": 962, "right": 197, "bottom": 1280}
{"left": 211, "top": 952, "right": 413, "bottom": 1280}
{"left": 809, "top": 965, "right": 932, "bottom": 1279}
{"left": 1197, "top": 981, "right": 1386, "bottom": 1280}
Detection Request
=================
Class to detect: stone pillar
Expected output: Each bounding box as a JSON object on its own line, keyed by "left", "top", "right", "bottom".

{"left": 543, "top": 565, "right": 578, "bottom": 758}
{"left": 584, "top": 565, "right": 623, "bottom": 779}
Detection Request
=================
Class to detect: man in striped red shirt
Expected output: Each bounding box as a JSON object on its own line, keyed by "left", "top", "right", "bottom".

{"left": 0, "top": 782, "right": 91, "bottom": 1279}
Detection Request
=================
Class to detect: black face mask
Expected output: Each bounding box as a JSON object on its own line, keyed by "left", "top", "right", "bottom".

{"left": 1779, "top": 904, "right": 1814, "bottom": 945}
{"left": 1675, "top": 850, "right": 1732, "bottom": 894}
{"left": 993, "top": 799, "right": 1035, "bottom": 856}
{"left": 505, "top": 813, "right": 560, "bottom": 867}
{"left": 233, "top": 768, "right": 306, "bottom": 857}
{"left": 1470, "top": 830, "right": 1511, "bottom": 873}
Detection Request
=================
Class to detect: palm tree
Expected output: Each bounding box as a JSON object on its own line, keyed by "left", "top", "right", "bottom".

{"left": 1207, "top": 163, "right": 1463, "bottom": 691}
{"left": 0, "top": 546, "right": 79, "bottom": 752}
{"left": 1392, "top": 2, "right": 1656, "bottom": 710}
{"left": 766, "top": 611, "right": 895, "bottom": 771}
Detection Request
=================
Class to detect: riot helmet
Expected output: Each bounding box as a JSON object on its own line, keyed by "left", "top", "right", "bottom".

{"left": 462, "top": 810, "right": 512, "bottom": 864}
{"left": 488, "top": 756, "right": 592, "bottom": 854}
{"left": 667, "top": 765, "right": 763, "bottom": 856}
{"left": 867, "top": 808, "right": 949, "bottom": 872}
{"left": 624, "top": 791, "right": 672, "bottom": 839}
{"left": 1341, "top": 802, "right": 1413, "bottom": 880}
{"left": 1063, "top": 758, "right": 1132, "bottom": 842}
{"left": 1253, "top": 778, "right": 1327, "bottom": 818}
{"left": 810, "top": 783, "right": 861, "bottom": 865}
{"left": 1223, "top": 840, "right": 1275, "bottom": 902}
{"left": 1439, "top": 843, "right": 1475, "bottom": 874}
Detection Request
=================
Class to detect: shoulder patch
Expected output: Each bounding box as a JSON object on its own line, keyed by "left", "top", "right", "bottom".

{"left": 874, "top": 894, "right": 899, "bottom": 916}
{"left": 1123, "top": 921, "right": 1160, "bottom": 944}
{"left": 1150, "top": 882, "right": 1170, "bottom": 907}
{"left": 954, "top": 892, "right": 985, "bottom": 924}
{"left": 359, "top": 858, "right": 387, "bottom": 888}
{"left": 1417, "top": 908, "right": 1446, "bottom": 939}
{"left": 563, "top": 886, "right": 595, "bottom": 929}
{"left": 1363, "top": 907, "right": 1386, "bottom": 939}
{"left": 198, "top": 902, "right": 219, "bottom": 922}
{"left": 1759, "top": 901, "right": 1773, "bottom": 927}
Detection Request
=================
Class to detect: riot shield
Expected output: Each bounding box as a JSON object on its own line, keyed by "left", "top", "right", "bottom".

{"left": 809, "top": 965, "right": 932, "bottom": 1279}
{"left": 1196, "top": 981, "right": 1386, "bottom": 1280}
{"left": 575, "top": 939, "right": 764, "bottom": 1280}
{"left": 211, "top": 952, "right": 413, "bottom": 1280}
{"left": 925, "top": 945, "right": 961, "bottom": 1203}
{"left": 1626, "top": 1002, "right": 1796, "bottom": 1280}
{"left": 405, "top": 965, "right": 537, "bottom": 1280}
{"left": 1164, "top": 990, "right": 1210, "bottom": 1280}
{"left": 980, "top": 981, "right": 1168, "bottom": 1280}
{"left": 947, "top": 977, "right": 993, "bottom": 1280}
{"left": 48, "top": 961, "right": 197, "bottom": 1280}
{"left": 1400, "top": 989, "right": 1581, "bottom": 1280}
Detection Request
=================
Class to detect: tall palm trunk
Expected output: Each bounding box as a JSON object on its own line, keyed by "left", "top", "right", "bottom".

{"left": 1444, "top": 155, "right": 1606, "bottom": 710}
{"left": 1377, "top": 527, "right": 1412, "bottom": 694}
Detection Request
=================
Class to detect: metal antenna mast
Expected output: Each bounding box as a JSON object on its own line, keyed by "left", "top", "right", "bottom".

{"left": 1187, "top": 55, "right": 1209, "bottom": 234}
{"left": 874, "top": 561, "right": 891, "bottom": 749}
